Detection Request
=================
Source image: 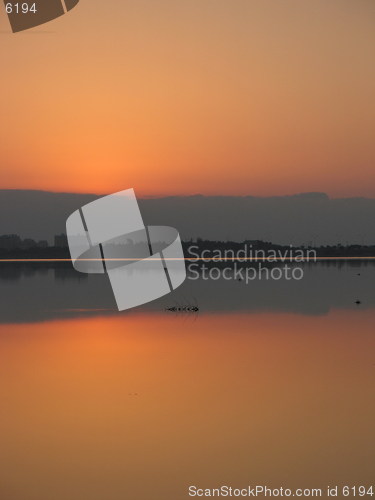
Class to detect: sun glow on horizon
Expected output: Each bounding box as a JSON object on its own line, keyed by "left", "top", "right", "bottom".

{"left": 0, "top": 0, "right": 374, "bottom": 197}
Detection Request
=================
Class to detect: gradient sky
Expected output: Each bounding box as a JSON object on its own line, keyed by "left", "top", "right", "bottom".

{"left": 0, "top": 0, "right": 374, "bottom": 197}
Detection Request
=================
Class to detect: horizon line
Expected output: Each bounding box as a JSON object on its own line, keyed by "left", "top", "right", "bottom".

{"left": 1, "top": 188, "right": 375, "bottom": 200}
{"left": 1, "top": 257, "right": 375, "bottom": 263}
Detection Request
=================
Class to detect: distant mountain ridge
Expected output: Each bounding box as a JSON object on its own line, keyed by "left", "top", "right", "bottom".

{"left": 0, "top": 190, "right": 374, "bottom": 246}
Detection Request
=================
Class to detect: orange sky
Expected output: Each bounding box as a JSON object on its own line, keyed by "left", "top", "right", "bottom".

{"left": 0, "top": 0, "right": 374, "bottom": 197}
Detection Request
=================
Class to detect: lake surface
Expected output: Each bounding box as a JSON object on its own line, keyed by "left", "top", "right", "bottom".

{"left": 0, "top": 262, "right": 374, "bottom": 499}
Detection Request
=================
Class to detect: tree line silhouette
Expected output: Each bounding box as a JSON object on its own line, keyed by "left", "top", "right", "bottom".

{"left": 0, "top": 234, "right": 374, "bottom": 259}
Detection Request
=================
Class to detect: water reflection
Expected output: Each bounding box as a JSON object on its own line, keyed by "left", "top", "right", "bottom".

{"left": 0, "top": 261, "right": 374, "bottom": 323}
{"left": 0, "top": 312, "right": 374, "bottom": 500}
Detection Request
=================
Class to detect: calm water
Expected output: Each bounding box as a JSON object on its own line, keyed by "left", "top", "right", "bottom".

{"left": 0, "top": 262, "right": 374, "bottom": 499}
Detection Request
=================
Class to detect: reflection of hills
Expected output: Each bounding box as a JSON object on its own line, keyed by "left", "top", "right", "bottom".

{"left": 0, "top": 261, "right": 374, "bottom": 323}
{"left": 54, "top": 267, "right": 88, "bottom": 281}
{"left": 0, "top": 264, "right": 88, "bottom": 281}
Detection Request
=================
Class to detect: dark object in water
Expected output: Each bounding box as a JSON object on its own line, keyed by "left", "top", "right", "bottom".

{"left": 355, "top": 300, "right": 361, "bottom": 305}
{"left": 166, "top": 305, "right": 199, "bottom": 313}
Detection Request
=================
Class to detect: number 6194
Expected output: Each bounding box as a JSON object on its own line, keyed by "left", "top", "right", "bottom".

{"left": 5, "top": 3, "right": 37, "bottom": 14}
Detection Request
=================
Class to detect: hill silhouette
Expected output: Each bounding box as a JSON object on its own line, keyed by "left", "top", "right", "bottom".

{"left": 0, "top": 190, "right": 374, "bottom": 246}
